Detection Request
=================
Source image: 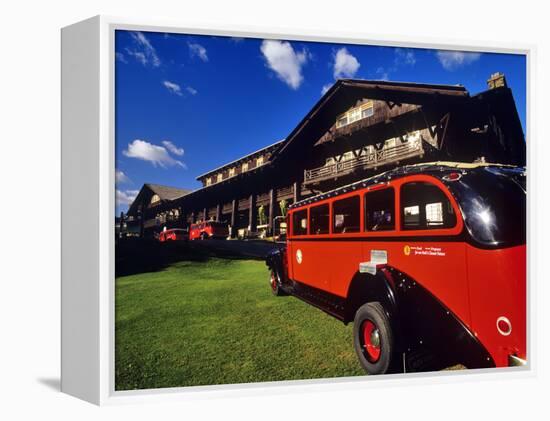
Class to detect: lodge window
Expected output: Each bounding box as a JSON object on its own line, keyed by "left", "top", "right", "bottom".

{"left": 229, "top": 167, "right": 235, "bottom": 177}
{"left": 336, "top": 116, "right": 348, "bottom": 128}
{"left": 325, "top": 157, "right": 335, "bottom": 166}
{"left": 401, "top": 182, "right": 457, "bottom": 230}
{"left": 332, "top": 196, "right": 360, "bottom": 234}
{"left": 217, "top": 173, "right": 223, "bottom": 182}
{"left": 365, "top": 188, "right": 395, "bottom": 231}
{"left": 242, "top": 162, "right": 249, "bottom": 172}
{"left": 310, "top": 204, "right": 329, "bottom": 235}
{"left": 150, "top": 194, "right": 161, "bottom": 206}
{"left": 335, "top": 101, "right": 374, "bottom": 128}
{"left": 256, "top": 156, "right": 264, "bottom": 166}
{"left": 205, "top": 177, "right": 212, "bottom": 186}
{"left": 362, "top": 104, "right": 374, "bottom": 118}
{"left": 292, "top": 210, "right": 308, "bottom": 236}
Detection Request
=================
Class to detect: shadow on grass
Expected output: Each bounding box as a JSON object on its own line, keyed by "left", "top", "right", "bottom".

{"left": 115, "top": 238, "right": 263, "bottom": 277}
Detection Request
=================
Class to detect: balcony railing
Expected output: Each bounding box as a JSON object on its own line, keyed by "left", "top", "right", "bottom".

{"left": 304, "top": 139, "right": 423, "bottom": 184}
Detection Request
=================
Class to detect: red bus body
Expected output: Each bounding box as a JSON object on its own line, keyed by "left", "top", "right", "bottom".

{"left": 266, "top": 163, "right": 526, "bottom": 372}
{"left": 189, "top": 221, "right": 229, "bottom": 240}
{"left": 158, "top": 228, "right": 187, "bottom": 242}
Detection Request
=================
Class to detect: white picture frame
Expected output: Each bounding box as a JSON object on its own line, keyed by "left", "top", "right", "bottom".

{"left": 61, "top": 15, "right": 534, "bottom": 405}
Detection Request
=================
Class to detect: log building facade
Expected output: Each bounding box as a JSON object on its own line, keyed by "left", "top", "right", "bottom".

{"left": 125, "top": 74, "right": 526, "bottom": 238}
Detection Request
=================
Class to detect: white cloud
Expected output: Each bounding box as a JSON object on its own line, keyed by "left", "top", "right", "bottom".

{"left": 115, "top": 170, "right": 131, "bottom": 184}
{"left": 321, "top": 83, "right": 332, "bottom": 95}
{"left": 189, "top": 42, "right": 208, "bottom": 62}
{"left": 126, "top": 32, "right": 160, "bottom": 67}
{"left": 115, "top": 52, "right": 127, "bottom": 63}
{"left": 123, "top": 139, "right": 186, "bottom": 168}
{"left": 375, "top": 67, "right": 390, "bottom": 81}
{"left": 436, "top": 50, "right": 481, "bottom": 71}
{"left": 260, "top": 40, "right": 309, "bottom": 90}
{"left": 186, "top": 86, "right": 198, "bottom": 95}
{"left": 333, "top": 48, "right": 360, "bottom": 79}
{"left": 394, "top": 48, "right": 416, "bottom": 66}
{"left": 162, "top": 80, "right": 183, "bottom": 96}
{"left": 116, "top": 189, "right": 140, "bottom": 207}
{"left": 162, "top": 140, "right": 184, "bottom": 156}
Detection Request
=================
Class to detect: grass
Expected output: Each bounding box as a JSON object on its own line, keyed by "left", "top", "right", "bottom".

{"left": 115, "top": 250, "right": 365, "bottom": 390}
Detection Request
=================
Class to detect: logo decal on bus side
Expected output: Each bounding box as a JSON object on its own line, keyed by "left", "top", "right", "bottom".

{"left": 296, "top": 249, "right": 303, "bottom": 264}
{"left": 404, "top": 245, "right": 411, "bottom": 256}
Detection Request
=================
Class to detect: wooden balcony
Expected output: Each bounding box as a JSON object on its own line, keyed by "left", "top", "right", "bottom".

{"left": 304, "top": 139, "right": 424, "bottom": 184}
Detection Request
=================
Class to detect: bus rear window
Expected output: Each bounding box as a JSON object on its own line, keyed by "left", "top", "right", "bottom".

{"left": 292, "top": 209, "right": 308, "bottom": 236}
{"left": 401, "top": 182, "right": 456, "bottom": 230}
{"left": 333, "top": 196, "right": 360, "bottom": 234}
{"left": 365, "top": 188, "right": 395, "bottom": 231}
{"left": 310, "top": 204, "right": 329, "bottom": 234}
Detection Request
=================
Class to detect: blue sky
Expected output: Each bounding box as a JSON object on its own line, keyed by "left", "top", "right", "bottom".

{"left": 115, "top": 30, "right": 526, "bottom": 214}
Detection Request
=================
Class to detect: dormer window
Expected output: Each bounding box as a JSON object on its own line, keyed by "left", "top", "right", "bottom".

{"left": 217, "top": 173, "right": 223, "bottom": 182}
{"left": 242, "top": 162, "right": 249, "bottom": 172}
{"left": 256, "top": 156, "right": 264, "bottom": 166}
{"left": 205, "top": 177, "right": 212, "bottom": 186}
{"left": 150, "top": 194, "right": 161, "bottom": 206}
{"left": 229, "top": 167, "right": 235, "bottom": 177}
{"left": 336, "top": 101, "right": 374, "bottom": 128}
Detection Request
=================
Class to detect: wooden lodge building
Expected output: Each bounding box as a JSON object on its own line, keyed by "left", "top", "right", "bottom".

{"left": 125, "top": 73, "right": 525, "bottom": 238}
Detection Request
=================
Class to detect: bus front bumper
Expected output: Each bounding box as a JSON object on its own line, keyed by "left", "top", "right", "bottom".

{"left": 508, "top": 355, "right": 527, "bottom": 367}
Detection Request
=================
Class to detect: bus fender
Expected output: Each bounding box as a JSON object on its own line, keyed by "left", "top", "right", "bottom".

{"left": 343, "top": 268, "right": 398, "bottom": 325}
{"left": 265, "top": 246, "right": 288, "bottom": 285}
{"left": 380, "top": 267, "right": 495, "bottom": 371}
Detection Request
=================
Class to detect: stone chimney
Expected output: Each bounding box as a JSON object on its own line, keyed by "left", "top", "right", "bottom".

{"left": 487, "top": 72, "right": 507, "bottom": 89}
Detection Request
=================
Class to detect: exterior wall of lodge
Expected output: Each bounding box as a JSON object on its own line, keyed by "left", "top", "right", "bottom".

{"left": 124, "top": 74, "right": 526, "bottom": 239}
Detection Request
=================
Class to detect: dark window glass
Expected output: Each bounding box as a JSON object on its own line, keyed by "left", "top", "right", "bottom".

{"left": 333, "top": 196, "right": 360, "bottom": 234}
{"left": 365, "top": 188, "right": 395, "bottom": 231}
{"left": 400, "top": 182, "right": 456, "bottom": 230}
{"left": 310, "top": 204, "right": 330, "bottom": 235}
{"left": 292, "top": 209, "right": 308, "bottom": 236}
{"left": 362, "top": 106, "right": 374, "bottom": 118}
{"left": 446, "top": 168, "right": 525, "bottom": 246}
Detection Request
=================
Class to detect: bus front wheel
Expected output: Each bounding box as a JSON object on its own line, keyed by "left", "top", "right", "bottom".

{"left": 353, "top": 302, "right": 399, "bottom": 375}
{"left": 269, "top": 269, "right": 285, "bottom": 296}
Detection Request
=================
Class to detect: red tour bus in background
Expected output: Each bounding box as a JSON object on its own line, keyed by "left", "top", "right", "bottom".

{"left": 158, "top": 228, "right": 187, "bottom": 242}
{"left": 266, "top": 162, "right": 526, "bottom": 374}
{"left": 189, "top": 221, "right": 229, "bottom": 240}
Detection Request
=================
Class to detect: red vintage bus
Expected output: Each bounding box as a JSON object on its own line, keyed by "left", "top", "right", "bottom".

{"left": 158, "top": 228, "right": 187, "bottom": 242}
{"left": 189, "top": 221, "right": 229, "bottom": 240}
{"left": 266, "top": 163, "right": 526, "bottom": 374}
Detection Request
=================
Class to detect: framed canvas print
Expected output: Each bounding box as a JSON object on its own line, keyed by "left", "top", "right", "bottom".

{"left": 61, "top": 15, "right": 531, "bottom": 405}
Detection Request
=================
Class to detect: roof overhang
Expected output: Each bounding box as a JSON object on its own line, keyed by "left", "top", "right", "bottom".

{"left": 272, "top": 79, "right": 469, "bottom": 165}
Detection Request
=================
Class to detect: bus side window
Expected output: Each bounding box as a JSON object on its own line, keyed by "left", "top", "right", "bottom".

{"left": 292, "top": 209, "right": 308, "bottom": 235}
{"left": 333, "top": 196, "right": 360, "bottom": 234}
{"left": 401, "top": 182, "right": 456, "bottom": 230}
{"left": 310, "top": 204, "right": 329, "bottom": 234}
{"left": 365, "top": 188, "right": 395, "bottom": 231}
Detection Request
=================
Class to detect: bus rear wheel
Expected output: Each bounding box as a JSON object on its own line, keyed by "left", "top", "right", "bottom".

{"left": 353, "top": 302, "right": 399, "bottom": 375}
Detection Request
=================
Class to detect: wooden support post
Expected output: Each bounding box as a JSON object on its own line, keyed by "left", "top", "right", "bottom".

{"left": 293, "top": 181, "right": 301, "bottom": 204}
{"left": 216, "top": 204, "right": 221, "bottom": 222}
{"left": 248, "top": 194, "right": 257, "bottom": 233}
{"left": 268, "top": 188, "right": 275, "bottom": 236}
{"left": 203, "top": 207, "right": 207, "bottom": 222}
{"left": 190, "top": 211, "right": 195, "bottom": 224}
{"left": 119, "top": 212, "right": 124, "bottom": 239}
{"left": 230, "top": 199, "right": 237, "bottom": 238}
{"left": 139, "top": 208, "right": 144, "bottom": 238}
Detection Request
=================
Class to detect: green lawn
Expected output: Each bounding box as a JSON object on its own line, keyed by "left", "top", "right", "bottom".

{"left": 115, "top": 254, "right": 365, "bottom": 390}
